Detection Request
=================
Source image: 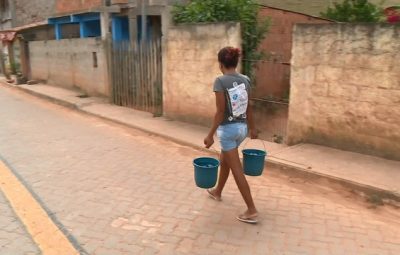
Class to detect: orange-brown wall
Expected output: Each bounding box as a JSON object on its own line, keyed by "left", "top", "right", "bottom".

{"left": 254, "top": 7, "right": 331, "bottom": 99}
{"left": 56, "top": 0, "right": 102, "bottom": 14}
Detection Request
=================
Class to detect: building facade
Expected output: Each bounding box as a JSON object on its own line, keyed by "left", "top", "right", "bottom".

{"left": 0, "top": 0, "right": 188, "bottom": 96}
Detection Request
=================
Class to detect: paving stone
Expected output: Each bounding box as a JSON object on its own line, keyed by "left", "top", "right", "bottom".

{"left": 0, "top": 191, "right": 40, "bottom": 254}
{"left": 0, "top": 87, "right": 399, "bottom": 255}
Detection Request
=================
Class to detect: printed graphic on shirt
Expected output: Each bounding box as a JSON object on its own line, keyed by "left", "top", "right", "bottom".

{"left": 227, "top": 83, "right": 248, "bottom": 120}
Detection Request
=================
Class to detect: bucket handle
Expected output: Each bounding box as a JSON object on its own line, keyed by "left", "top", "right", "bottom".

{"left": 242, "top": 138, "right": 266, "bottom": 152}
{"left": 210, "top": 134, "right": 221, "bottom": 154}
{"left": 210, "top": 145, "right": 220, "bottom": 154}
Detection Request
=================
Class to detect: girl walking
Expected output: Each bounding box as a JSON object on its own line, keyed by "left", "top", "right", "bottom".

{"left": 204, "top": 46, "right": 258, "bottom": 224}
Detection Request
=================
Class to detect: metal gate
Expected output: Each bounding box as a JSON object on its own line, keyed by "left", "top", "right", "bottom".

{"left": 109, "top": 39, "right": 162, "bottom": 116}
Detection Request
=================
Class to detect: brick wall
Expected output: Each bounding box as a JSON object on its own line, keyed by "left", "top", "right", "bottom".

{"left": 164, "top": 23, "right": 241, "bottom": 126}
{"left": 12, "top": 0, "right": 103, "bottom": 26}
{"left": 255, "top": 7, "right": 331, "bottom": 98}
{"left": 14, "top": 0, "right": 56, "bottom": 26}
{"left": 56, "top": 0, "right": 102, "bottom": 14}
{"left": 288, "top": 24, "right": 400, "bottom": 160}
{"left": 12, "top": 0, "right": 187, "bottom": 26}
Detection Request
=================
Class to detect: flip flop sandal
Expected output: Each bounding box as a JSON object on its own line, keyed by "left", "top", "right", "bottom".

{"left": 207, "top": 189, "right": 222, "bottom": 201}
{"left": 236, "top": 214, "right": 258, "bottom": 224}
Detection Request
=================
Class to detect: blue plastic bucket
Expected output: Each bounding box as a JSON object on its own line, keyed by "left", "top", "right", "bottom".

{"left": 242, "top": 149, "right": 267, "bottom": 176}
{"left": 193, "top": 157, "right": 219, "bottom": 189}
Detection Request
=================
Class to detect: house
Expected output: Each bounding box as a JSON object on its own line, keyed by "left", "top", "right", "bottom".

{"left": 0, "top": 0, "right": 187, "bottom": 97}
{"left": 0, "top": 1, "right": 333, "bottom": 143}
{"left": 0, "top": 0, "right": 55, "bottom": 69}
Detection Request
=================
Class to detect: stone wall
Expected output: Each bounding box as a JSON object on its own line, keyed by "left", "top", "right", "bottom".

{"left": 29, "top": 38, "right": 109, "bottom": 96}
{"left": 288, "top": 24, "right": 400, "bottom": 160}
{"left": 163, "top": 23, "right": 241, "bottom": 126}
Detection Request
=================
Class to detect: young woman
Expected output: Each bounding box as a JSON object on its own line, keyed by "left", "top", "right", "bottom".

{"left": 204, "top": 46, "right": 258, "bottom": 224}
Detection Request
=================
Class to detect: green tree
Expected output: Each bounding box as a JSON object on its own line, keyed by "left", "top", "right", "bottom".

{"left": 172, "top": 0, "right": 270, "bottom": 83}
{"left": 321, "top": 0, "right": 384, "bottom": 22}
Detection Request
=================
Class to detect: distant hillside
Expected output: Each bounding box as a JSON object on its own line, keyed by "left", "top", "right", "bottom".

{"left": 258, "top": 0, "right": 399, "bottom": 17}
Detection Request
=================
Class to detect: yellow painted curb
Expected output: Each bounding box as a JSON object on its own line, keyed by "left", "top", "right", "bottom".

{"left": 0, "top": 160, "right": 79, "bottom": 255}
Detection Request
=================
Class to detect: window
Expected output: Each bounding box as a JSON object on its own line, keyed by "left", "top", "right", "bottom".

{"left": 92, "top": 52, "right": 98, "bottom": 68}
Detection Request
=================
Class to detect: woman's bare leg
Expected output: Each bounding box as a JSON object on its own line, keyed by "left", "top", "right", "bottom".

{"left": 224, "top": 148, "right": 257, "bottom": 215}
{"left": 209, "top": 153, "right": 229, "bottom": 199}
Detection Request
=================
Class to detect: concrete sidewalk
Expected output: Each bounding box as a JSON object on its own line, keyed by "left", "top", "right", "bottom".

{"left": 2, "top": 81, "right": 399, "bottom": 201}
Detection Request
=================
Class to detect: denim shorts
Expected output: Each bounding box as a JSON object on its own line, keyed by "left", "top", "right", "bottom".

{"left": 217, "top": 122, "right": 248, "bottom": 152}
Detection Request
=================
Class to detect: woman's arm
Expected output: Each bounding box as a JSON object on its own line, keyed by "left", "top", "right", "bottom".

{"left": 204, "top": 92, "right": 225, "bottom": 148}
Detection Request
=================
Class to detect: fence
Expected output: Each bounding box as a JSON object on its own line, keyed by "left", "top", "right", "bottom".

{"left": 242, "top": 57, "right": 290, "bottom": 144}
{"left": 251, "top": 98, "right": 289, "bottom": 144}
{"left": 109, "top": 38, "right": 163, "bottom": 116}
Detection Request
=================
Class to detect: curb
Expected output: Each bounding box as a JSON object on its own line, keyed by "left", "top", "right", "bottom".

{"left": 3, "top": 82, "right": 399, "bottom": 203}
{"left": 2, "top": 83, "right": 78, "bottom": 110}
{"left": 265, "top": 159, "right": 400, "bottom": 204}
{"left": 0, "top": 158, "right": 82, "bottom": 255}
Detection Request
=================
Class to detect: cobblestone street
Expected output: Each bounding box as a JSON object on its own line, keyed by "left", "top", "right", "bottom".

{"left": 0, "top": 190, "right": 40, "bottom": 255}
{"left": 0, "top": 87, "right": 399, "bottom": 255}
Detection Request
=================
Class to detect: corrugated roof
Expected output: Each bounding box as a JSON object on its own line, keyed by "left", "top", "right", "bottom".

{"left": 0, "top": 21, "right": 47, "bottom": 41}
{"left": 1, "top": 21, "right": 47, "bottom": 33}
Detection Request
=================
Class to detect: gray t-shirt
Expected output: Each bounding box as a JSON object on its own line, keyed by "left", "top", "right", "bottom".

{"left": 213, "top": 73, "right": 251, "bottom": 125}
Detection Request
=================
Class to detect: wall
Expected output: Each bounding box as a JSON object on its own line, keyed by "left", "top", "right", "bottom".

{"left": 14, "top": 0, "right": 56, "bottom": 26}
{"left": 0, "top": 0, "right": 13, "bottom": 30}
{"left": 29, "top": 38, "right": 109, "bottom": 96}
{"left": 11, "top": 0, "right": 104, "bottom": 27}
{"left": 56, "top": 0, "right": 102, "bottom": 14}
{"left": 164, "top": 23, "right": 241, "bottom": 126}
{"left": 259, "top": 0, "right": 400, "bottom": 17}
{"left": 288, "top": 24, "right": 400, "bottom": 160}
{"left": 255, "top": 6, "right": 331, "bottom": 99}
{"left": 20, "top": 25, "right": 55, "bottom": 41}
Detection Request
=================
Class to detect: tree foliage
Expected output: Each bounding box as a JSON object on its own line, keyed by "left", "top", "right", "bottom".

{"left": 172, "top": 0, "right": 270, "bottom": 82}
{"left": 321, "top": 0, "right": 384, "bottom": 22}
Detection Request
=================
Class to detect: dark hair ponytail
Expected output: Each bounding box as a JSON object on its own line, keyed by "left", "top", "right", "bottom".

{"left": 218, "top": 46, "right": 240, "bottom": 69}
